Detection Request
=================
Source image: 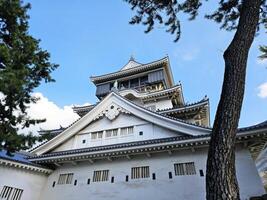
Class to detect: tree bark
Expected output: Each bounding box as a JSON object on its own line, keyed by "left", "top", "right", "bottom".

{"left": 206, "top": 0, "right": 261, "bottom": 200}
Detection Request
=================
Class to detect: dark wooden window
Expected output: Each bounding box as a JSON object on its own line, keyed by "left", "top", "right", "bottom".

{"left": 139, "top": 131, "right": 143, "bottom": 136}
{"left": 140, "top": 76, "right": 148, "bottom": 85}
{"left": 174, "top": 162, "right": 196, "bottom": 176}
{"left": 130, "top": 78, "right": 139, "bottom": 88}
{"left": 131, "top": 166, "right": 150, "bottom": 179}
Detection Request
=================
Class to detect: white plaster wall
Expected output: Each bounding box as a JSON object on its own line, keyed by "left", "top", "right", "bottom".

{"left": 51, "top": 114, "right": 182, "bottom": 152}
{"left": 0, "top": 165, "right": 48, "bottom": 200}
{"left": 39, "top": 146, "right": 264, "bottom": 200}
{"left": 144, "top": 98, "right": 173, "bottom": 111}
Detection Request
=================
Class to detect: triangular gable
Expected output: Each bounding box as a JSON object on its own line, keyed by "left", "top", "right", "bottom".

{"left": 31, "top": 92, "right": 211, "bottom": 155}
{"left": 120, "top": 60, "right": 141, "bottom": 71}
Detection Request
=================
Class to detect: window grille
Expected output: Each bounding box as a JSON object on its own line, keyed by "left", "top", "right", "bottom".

{"left": 105, "top": 129, "right": 118, "bottom": 137}
{"left": 91, "top": 131, "right": 103, "bottom": 139}
{"left": 57, "top": 173, "right": 74, "bottom": 184}
{"left": 121, "top": 126, "right": 134, "bottom": 136}
{"left": 93, "top": 170, "right": 109, "bottom": 182}
{"left": 131, "top": 166, "right": 150, "bottom": 179}
{"left": 0, "top": 186, "right": 23, "bottom": 200}
{"left": 174, "top": 162, "right": 196, "bottom": 176}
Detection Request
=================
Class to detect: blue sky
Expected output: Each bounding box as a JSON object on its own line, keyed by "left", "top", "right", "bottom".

{"left": 25, "top": 1, "right": 267, "bottom": 128}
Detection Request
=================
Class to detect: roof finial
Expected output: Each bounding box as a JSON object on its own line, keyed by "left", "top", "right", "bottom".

{"left": 129, "top": 54, "right": 135, "bottom": 61}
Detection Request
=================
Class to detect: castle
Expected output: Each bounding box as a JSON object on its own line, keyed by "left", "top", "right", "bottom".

{"left": 0, "top": 57, "right": 266, "bottom": 200}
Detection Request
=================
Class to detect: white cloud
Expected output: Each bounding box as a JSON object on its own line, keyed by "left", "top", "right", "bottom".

{"left": 257, "top": 82, "right": 267, "bottom": 98}
{"left": 20, "top": 92, "right": 89, "bottom": 135}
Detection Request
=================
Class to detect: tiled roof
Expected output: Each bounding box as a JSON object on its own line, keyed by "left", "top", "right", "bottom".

{"left": 90, "top": 57, "right": 169, "bottom": 84}
{"left": 0, "top": 150, "right": 44, "bottom": 167}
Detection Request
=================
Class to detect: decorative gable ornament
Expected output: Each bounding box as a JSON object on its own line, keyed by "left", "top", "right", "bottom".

{"left": 93, "top": 103, "right": 131, "bottom": 121}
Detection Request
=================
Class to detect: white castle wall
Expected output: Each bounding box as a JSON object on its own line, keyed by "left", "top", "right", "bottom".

{"left": 0, "top": 165, "right": 48, "bottom": 200}
{"left": 39, "top": 146, "right": 264, "bottom": 200}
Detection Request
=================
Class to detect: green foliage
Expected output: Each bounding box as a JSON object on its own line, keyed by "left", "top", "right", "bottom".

{"left": 259, "top": 24, "right": 267, "bottom": 60}
{"left": 0, "top": 0, "right": 58, "bottom": 154}
{"left": 259, "top": 45, "right": 267, "bottom": 59}
{"left": 124, "top": 0, "right": 267, "bottom": 42}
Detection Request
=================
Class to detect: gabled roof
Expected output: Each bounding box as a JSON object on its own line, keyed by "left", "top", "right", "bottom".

{"left": 31, "top": 92, "right": 211, "bottom": 155}
{"left": 120, "top": 57, "right": 142, "bottom": 71}
{"left": 90, "top": 57, "right": 175, "bottom": 87}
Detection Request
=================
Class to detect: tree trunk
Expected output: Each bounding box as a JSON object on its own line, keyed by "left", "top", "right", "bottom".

{"left": 206, "top": 0, "right": 261, "bottom": 200}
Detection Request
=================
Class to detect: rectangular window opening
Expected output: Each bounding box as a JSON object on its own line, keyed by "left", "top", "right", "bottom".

{"left": 0, "top": 186, "right": 23, "bottom": 200}
{"left": 57, "top": 173, "right": 74, "bottom": 185}
{"left": 87, "top": 179, "right": 91, "bottom": 185}
{"left": 125, "top": 175, "right": 129, "bottom": 182}
{"left": 93, "top": 170, "right": 109, "bottom": 182}
{"left": 131, "top": 166, "right": 150, "bottom": 179}
{"left": 111, "top": 176, "right": 114, "bottom": 183}
{"left": 121, "top": 126, "right": 134, "bottom": 136}
{"left": 174, "top": 162, "right": 196, "bottom": 176}
{"left": 106, "top": 129, "right": 118, "bottom": 138}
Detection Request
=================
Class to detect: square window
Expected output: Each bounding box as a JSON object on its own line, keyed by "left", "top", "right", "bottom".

{"left": 82, "top": 139, "right": 86, "bottom": 144}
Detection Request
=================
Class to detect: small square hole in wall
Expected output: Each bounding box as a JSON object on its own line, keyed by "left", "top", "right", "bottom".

{"left": 82, "top": 139, "right": 86, "bottom": 144}
{"left": 168, "top": 172, "right": 172, "bottom": 179}
{"left": 152, "top": 173, "right": 156, "bottom": 180}
{"left": 139, "top": 131, "right": 143, "bottom": 136}
{"left": 199, "top": 170, "right": 204, "bottom": 177}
